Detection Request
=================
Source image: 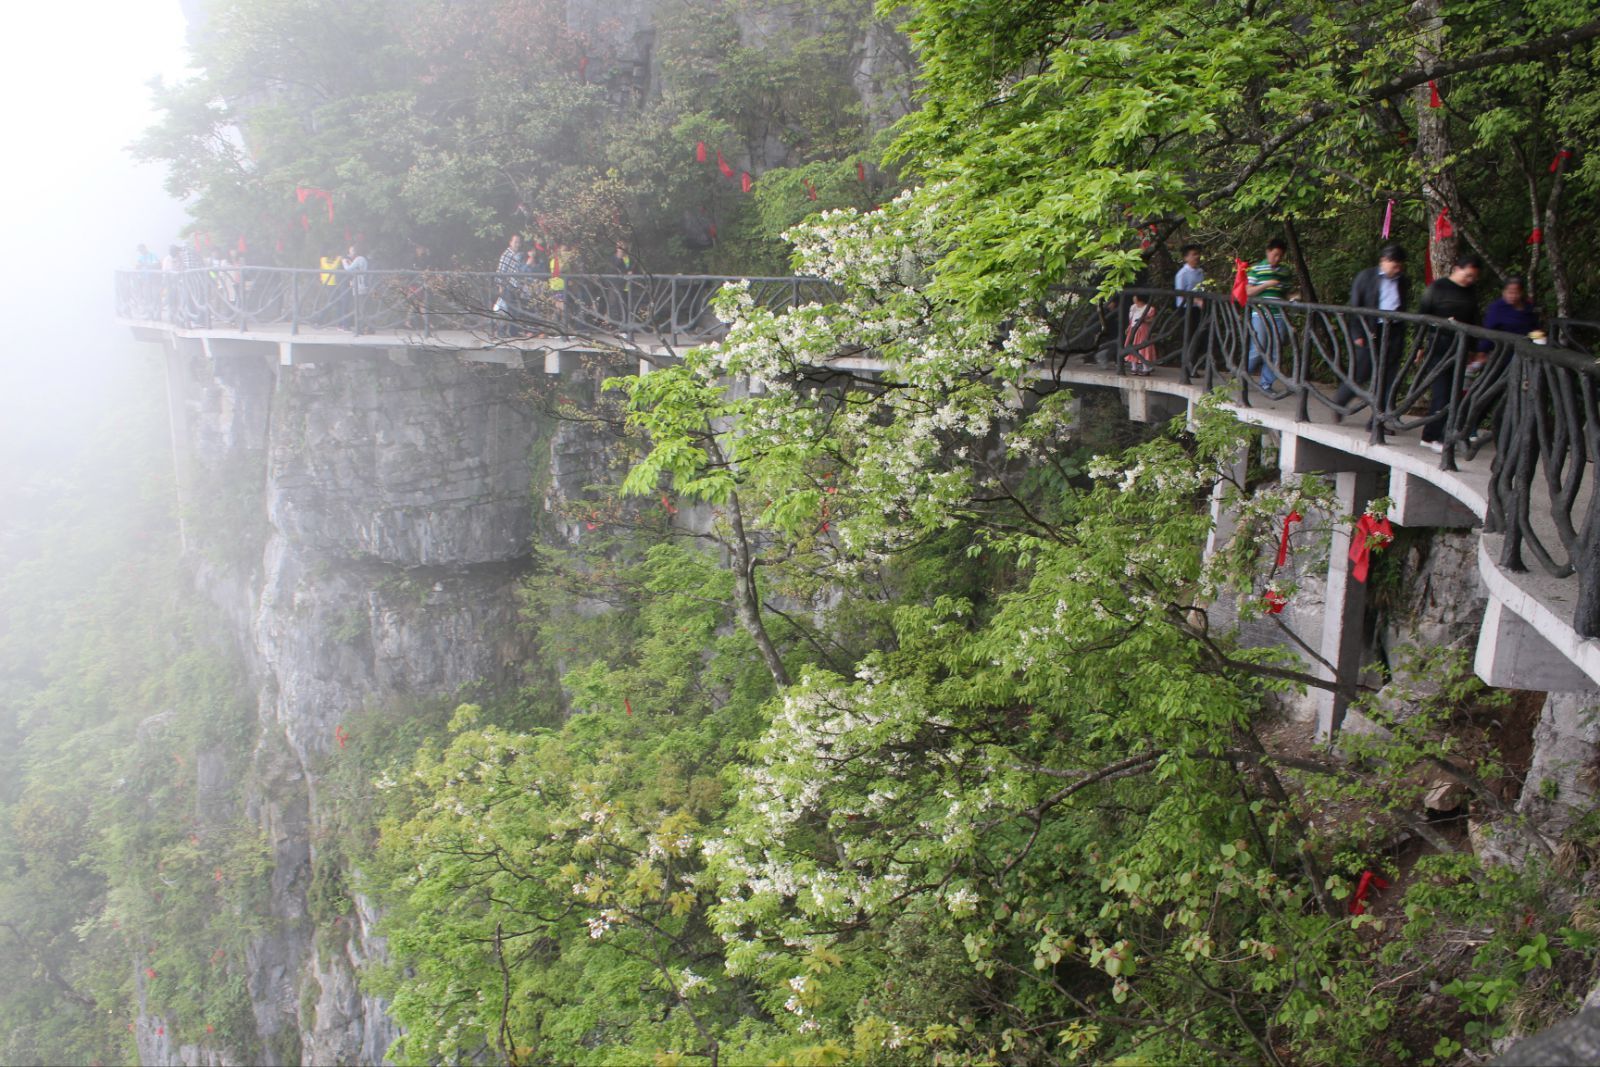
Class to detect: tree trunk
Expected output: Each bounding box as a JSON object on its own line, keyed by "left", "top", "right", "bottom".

{"left": 1545, "top": 159, "right": 1572, "bottom": 318}
{"left": 725, "top": 493, "right": 792, "bottom": 688}
{"left": 1411, "top": 0, "right": 1458, "bottom": 279}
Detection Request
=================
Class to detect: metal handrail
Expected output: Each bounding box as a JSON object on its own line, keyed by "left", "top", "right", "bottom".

{"left": 114, "top": 267, "right": 1600, "bottom": 637}
{"left": 1060, "top": 286, "right": 1600, "bottom": 637}
{"left": 113, "top": 267, "right": 832, "bottom": 343}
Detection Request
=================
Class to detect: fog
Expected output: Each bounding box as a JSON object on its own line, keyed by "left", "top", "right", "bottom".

{"left": 0, "top": 1, "right": 191, "bottom": 486}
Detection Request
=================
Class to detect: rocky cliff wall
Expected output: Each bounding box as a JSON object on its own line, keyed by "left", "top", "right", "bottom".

{"left": 143, "top": 345, "right": 551, "bottom": 1065}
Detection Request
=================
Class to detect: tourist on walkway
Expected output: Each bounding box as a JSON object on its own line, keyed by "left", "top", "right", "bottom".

{"left": 340, "top": 243, "right": 369, "bottom": 331}
{"left": 1480, "top": 275, "right": 1539, "bottom": 341}
{"left": 1175, "top": 244, "right": 1205, "bottom": 360}
{"left": 1333, "top": 244, "right": 1410, "bottom": 418}
{"left": 613, "top": 242, "right": 636, "bottom": 275}
{"left": 318, "top": 251, "right": 341, "bottom": 326}
{"left": 1245, "top": 238, "right": 1293, "bottom": 398}
{"left": 1416, "top": 252, "right": 1483, "bottom": 451}
{"left": 1124, "top": 293, "right": 1157, "bottom": 375}
{"left": 494, "top": 233, "right": 522, "bottom": 338}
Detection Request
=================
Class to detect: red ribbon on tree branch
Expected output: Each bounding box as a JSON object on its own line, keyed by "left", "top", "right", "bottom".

{"left": 1528, "top": 228, "right": 1545, "bottom": 245}
{"left": 717, "top": 150, "right": 734, "bottom": 179}
{"left": 1349, "top": 870, "right": 1391, "bottom": 915}
{"left": 695, "top": 141, "right": 707, "bottom": 163}
{"left": 1262, "top": 588, "right": 1288, "bottom": 615}
{"left": 295, "top": 186, "right": 335, "bottom": 223}
{"left": 1349, "top": 512, "right": 1394, "bottom": 583}
{"left": 1276, "top": 510, "right": 1303, "bottom": 567}
{"left": 1550, "top": 149, "right": 1574, "bottom": 173}
{"left": 740, "top": 171, "right": 753, "bottom": 193}
{"left": 804, "top": 178, "right": 818, "bottom": 201}
{"left": 334, "top": 724, "right": 349, "bottom": 749}
{"left": 1428, "top": 80, "right": 1442, "bottom": 108}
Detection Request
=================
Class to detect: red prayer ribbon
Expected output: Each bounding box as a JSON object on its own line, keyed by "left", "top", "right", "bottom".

{"left": 740, "top": 171, "right": 752, "bottom": 193}
{"left": 1262, "top": 589, "right": 1288, "bottom": 615}
{"left": 1349, "top": 870, "right": 1391, "bottom": 915}
{"left": 1434, "top": 207, "right": 1453, "bottom": 241}
{"left": 804, "top": 178, "right": 818, "bottom": 201}
{"left": 295, "top": 186, "right": 335, "bottom": 223}
{"left": 1550, "top": 149, "right": 1573, "bottom": 174}
{"left": 624, "top": 698, "right": 633, "bottom": 717}
{"left": 1528, "top": 228, "right": 1545, "bottom": 246}
{"left": 857, "top": 161, "right": 866, "bottom": 182}
{"left": 1381, "top": 198, "right": 1394, "bottom": 239}
{"left": 1231, "top": 257, "right": 1249, "bottom": 307}
{"left": 334, "top": 724, "right": 349, "bottom": 749}
{"left": 717, "top": 150, "right": 734, "bottom": 179}
{"left": 695, "top": 140, "right": 707, "bottom": 163}
{"left": 577, "top": 55, "right": 588, "bottom": 82}
{"left": 1348, "top": 513, "right": 1394, "bottom": 584}
{"left": 145, "top": 967, "right": 157, "bottom": 979}
{"left": 1276, "top": 510, "right": 1303, "bottom": 567}
{"left": 1428, "top": 80, "right": 1441, "bottom": 108}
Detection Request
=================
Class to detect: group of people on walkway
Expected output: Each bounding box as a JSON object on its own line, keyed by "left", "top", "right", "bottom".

{"left": 490, "top": 233, "right": 636, "bottom": 338}
{"left": 1136, "top": 238, "right": 1547, "bottom": 452}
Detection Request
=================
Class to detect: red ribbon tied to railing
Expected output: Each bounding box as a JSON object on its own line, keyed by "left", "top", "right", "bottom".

{"left": 1349, "top": 869, "right": 1390, "bottom": 915}
{"left": 1231, "top": 258, "right": 1250, "bottom": 307}
{"left": 1276, "top": 510, "right": 1303, "bottom": 567}
{"left": 1349, "top": 512, "right": 1394, "bottom": 584}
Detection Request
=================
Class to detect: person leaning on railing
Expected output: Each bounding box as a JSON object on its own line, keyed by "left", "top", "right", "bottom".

{"left": 1333, "top": 244, "right": 1411, "bottom": 424}
{"left": 1416, "top": 252, "right": 1485, "bottom": 453}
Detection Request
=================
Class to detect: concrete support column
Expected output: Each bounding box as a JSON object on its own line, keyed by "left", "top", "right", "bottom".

{"left": 1204, "top": 442, "right": 1251, "bottom": 563}
{"left": 1316, "top": 470, "right": 1380, "bottom": 739}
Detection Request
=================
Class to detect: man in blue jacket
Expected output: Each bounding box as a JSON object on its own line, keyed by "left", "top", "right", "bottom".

{"left": 1333, "top": 244, "right": 1410, "bottom": 420}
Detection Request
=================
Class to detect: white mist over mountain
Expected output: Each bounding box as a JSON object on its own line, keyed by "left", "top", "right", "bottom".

{"left": 0, "top": 1, "right": 191, "bottom": 478}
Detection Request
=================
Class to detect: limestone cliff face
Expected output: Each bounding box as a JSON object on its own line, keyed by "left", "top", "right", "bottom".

{"left": 147, "top": 346, "right": 550, "bottom": 1065}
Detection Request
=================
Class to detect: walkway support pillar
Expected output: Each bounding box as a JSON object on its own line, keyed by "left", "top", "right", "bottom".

{"left": 1316, "top": 470, "right": 1380, "bottom": 740}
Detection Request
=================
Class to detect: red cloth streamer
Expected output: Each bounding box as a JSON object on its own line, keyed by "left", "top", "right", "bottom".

{"left": 236, "top": 236, "right": 248, "bottom": 254}
{"left": 856, "top": 161, "right": 867, "bottom": 183}
{"left": 577, "top": 55, "right": 588, "bottom": 82}
{"left": 1528, "top": 228, "right": 1545, "bottom": 246}
{"left": 660, "top": 494, "right": 678, "bottom": 515}
{"left": 1348, "top": 513, "right": 1394, "bottom": 584}
{"left": 717, "top": 150, "right": 734, "bottom": 179}
{"left": 1276, "top": 510, "right": 1303, "bottom": 567}
{"left": 804, "top": 178, "right": 818, "bottom": 201}
{"left": 145, "top": 968, "right": 157, "bottom": 980}
{"left": 1349, "top": 870, "right": 1391, "bottom": 915}
{"left": 1231, "top": 258, "right": 1250, "bottom": 307}
{"left": 295, "top": 186, "right": 335, "bottom": 223}
{"left": 1262, "top": 589, "right": 1288, "bottom": 614}
{"left": 695, "top": 141, "right": 707, "bottom": 163}
{"left": 1428, "top": 80, "right": 1441, "bottom": 108}
{"left": 1381, "top": 198, "right": 1394, "bottom": 239}
{"left": 1550, "top": 149, "right": 1573, "bottom": 174}
{"left": 624, "top": 698, "right": 633, "bottom": 716}
{"left": 1433, "top": 207, "right": 1453, "bottom": 241}
{"left": 1424, "top": 243, "right": 1434, "bottom": 285}
{"left": 334, "top": 725, "right": 349, "bottom": 749}
{"left": 214, "top": 868, "right": 224, "bottom": 882}
{"left": 740, "top": 171, "right": 752, "bottom": 194}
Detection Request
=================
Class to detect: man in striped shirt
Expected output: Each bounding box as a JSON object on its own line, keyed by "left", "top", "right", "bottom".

{"left": 495, "top": 233, "right": 522, "bottom": 338}
{"left": 1245, "top": 238, "right": 1294, "bottom": 398}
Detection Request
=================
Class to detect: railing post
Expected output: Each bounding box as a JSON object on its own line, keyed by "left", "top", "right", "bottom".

{"left": 291, "top": 272, "right": 300, "bottom": 335}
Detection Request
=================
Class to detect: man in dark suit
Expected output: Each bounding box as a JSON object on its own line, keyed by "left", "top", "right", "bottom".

{"left": 1333, "top": 244, "right": 1411, "bottom": 418}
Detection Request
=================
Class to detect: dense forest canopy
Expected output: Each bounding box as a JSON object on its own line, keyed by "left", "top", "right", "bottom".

{"left": 7, "top": 0, "right": 1600, "bottom": 1064}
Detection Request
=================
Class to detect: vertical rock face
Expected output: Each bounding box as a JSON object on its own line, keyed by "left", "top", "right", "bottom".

{"left": 168, "top": 344, "right": 549, "bottom": 1064}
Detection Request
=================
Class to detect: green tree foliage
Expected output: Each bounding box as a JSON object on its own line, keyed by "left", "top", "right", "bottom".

{"left": 136, "top": 0, "right": 897, "bottom": 273}
{"left": 0, "top": 367, "right": 265, "bottom": 1064}
{"left": 886, "top": 0, "right": 1600, "bottom": 311}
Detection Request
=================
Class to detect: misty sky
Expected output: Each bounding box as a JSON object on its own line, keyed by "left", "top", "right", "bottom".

{"left": 0, "top": 1, "right": 191, "bottom": 475}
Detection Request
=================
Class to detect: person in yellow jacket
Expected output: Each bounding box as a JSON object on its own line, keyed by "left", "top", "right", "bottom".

{"left": 318, "top": 252, "right": 341, "bottom": 326}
